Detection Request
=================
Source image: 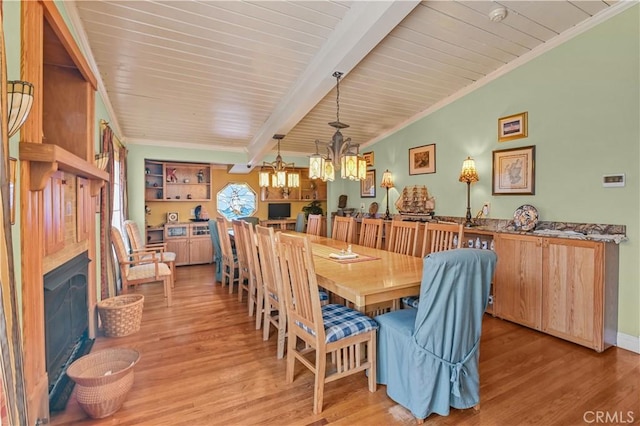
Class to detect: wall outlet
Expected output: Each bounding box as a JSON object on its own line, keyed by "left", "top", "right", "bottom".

{"left": 482, "top": 202, "right": 490, "bottom": 217}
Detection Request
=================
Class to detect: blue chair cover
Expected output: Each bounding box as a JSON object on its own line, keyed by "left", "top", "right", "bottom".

{"left": 376, "top": 249, "right": 496, "bottom": 420}
{"left": 208, "top": 219, "right": 222, "bottom": 282}
{"left": 295, "top": 212, "right": 305, "bottom": 232}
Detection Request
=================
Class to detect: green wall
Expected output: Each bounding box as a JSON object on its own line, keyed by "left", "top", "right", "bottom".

{"left": 342, "top": 5, "right": 640, "bottom": 338}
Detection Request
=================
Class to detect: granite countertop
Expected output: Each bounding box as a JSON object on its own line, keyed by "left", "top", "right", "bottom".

{"left": 433, "top": 216, "right": 627, "bottom": 244}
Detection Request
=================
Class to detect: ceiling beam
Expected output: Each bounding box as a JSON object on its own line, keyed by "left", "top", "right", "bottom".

{"left": 240, "top": 0, "right": 420, "bottom": 171}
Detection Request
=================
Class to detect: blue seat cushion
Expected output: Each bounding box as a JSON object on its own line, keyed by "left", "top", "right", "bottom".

{"left": 401, "top": 295, "right": 420, "bottom": 309}
{"left": 296, "top": 303, "right": 378, "bottom": 343}
{"left": 318, "top": 291, "right": 329, "bottom": 302}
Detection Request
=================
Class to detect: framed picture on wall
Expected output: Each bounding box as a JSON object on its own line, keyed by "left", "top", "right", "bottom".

{"left": 362, "top": 151, "right": 374, "bottom": 167}
{"left": 498, "top": 112, "right": 528, "bottom": 142}
{"left": 409, "top": 144, "right": 436, "bottom": 175}
{"left": 360, "top": 170, "right": 376, "bottom": 198}
{"left": 492, "top": 145, "right": 536, "bottom": 195}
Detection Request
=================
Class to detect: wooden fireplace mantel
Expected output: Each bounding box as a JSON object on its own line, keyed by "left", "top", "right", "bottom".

{"left": 19, "top": 142, "right": 109, "bottom": 196}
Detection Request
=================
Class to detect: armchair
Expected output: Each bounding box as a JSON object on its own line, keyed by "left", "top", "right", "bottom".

{"left": 376, "top": 249, "right": 496, "bottom": 422}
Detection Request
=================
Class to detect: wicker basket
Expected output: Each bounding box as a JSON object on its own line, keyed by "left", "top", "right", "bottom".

{"left": 97, "top": 294, "right": 144, "bottom": 337}
{"left": 66, "top": 348, "right": 140, "bottom": 419}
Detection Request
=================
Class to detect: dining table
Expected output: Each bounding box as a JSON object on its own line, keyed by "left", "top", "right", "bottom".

{"left": 283, "top": 231, "right": 424, "bottom": 313}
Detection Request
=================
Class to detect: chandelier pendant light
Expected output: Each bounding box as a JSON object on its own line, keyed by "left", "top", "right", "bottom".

{"left": 7, "top": 80, "right": 34, "bottom": 138}
{"left": 259, "top": 134, "right": 299, "bottom": 189}
{"left": 309, "top": 71, "right": 366, "bottom": 182}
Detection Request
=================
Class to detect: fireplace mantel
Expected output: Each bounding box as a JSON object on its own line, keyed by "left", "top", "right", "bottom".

{"left": 19, "top": 142, "right": 109, "bottom": 195}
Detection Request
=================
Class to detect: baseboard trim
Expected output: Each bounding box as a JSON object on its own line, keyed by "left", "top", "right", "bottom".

{"left": 616, "top": 332, "right": 640, "bottom": 354}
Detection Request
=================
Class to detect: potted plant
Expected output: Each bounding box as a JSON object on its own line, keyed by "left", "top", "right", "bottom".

{"left": 302, "top": 200, "right": 323, "bottom": 218}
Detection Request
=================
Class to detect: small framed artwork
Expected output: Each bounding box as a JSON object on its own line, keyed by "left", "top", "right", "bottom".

{"left": 409, "top": 144, "right": 436, "bottom": 175}
{"left": 492, "top": 145, "right": 535, "bottom": 195}
{"left": 498, "top": 111, "right": 528, "bottom": 142}
{"left": 167, "top": 212, "right": 179, "bottom": 222}
{"left": 360, "top": 169, "right": 376, "bottom": 198}
{"left": 362, "top": 151, "right": 374, "bottom": 167}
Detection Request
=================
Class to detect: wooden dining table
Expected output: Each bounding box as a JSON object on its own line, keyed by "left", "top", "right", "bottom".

{"left": 284, "top": 231, "right": 424, "bottom": 313}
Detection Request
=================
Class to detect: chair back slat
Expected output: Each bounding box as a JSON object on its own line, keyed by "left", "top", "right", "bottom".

{"left": 358, "top": 218, "right": 383, "bottom": 249}
{"left": 232, "top": 219, "right": 250, "bottom": 278}
{"left": 419, "top": 222, "right": 463, "bottom": 258}
{"left": 331, "top": 216, "right": 354, "bottom": 242}
{"left": 256, "top": 225, "right": 284, "bottom": 315}
{"left": 124, "top": 220, "right": 144, "bottom": 251}
{"left": 387, "top": 221, "right": 420, "bottom": 256}
{"left": 278, "top": 233, "right": 324, "bottom": 343}
{"left": 216, "top": 217, "right": 234, "bottom": 264}
{"left": 306, "top": 214, "right": 323, "bottom": 236}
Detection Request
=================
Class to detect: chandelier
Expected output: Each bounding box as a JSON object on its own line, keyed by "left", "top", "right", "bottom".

{"left": 259, "top": 134, "right": 300, "bottom": 189}
{"left": 309, "top": 72, "right": 366, "bottom": 182}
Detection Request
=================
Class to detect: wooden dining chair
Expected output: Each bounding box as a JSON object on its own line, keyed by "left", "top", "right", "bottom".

{"left": 306, "top": 214, "right": 323, "bottom": 236}
{"left": 277, "top": 232, "right": 378, "bottom": 414}
{"left": 403, "top": 222, "right": 464, "bottom": 309}
{"left": 216, "top": 217, "right": 239, "bottom": 293}
{"left": 331, "top": 216, "right": 354, "bottom": 243}
{"left": 242, "top": 220, "right": 264, "bottom": 329}
{"left": 231, "top": 219, "right": 251, "bottom": 302}
{"left": 358, "top": 218, "right": 384, "bottom": 249}
{"left": 387, "top": 220, "right": 420, "bottom": 257}
{"left": 256, "top": 225, "right": 287, "bottom": 358}
{"left": 124, "top": 220, "right": 176, "bottom": 288}
{"left": 418, "top": 222, "right": 464, "bottom": 258}
{"left": 111, "top": 227, "right": 172, "bottom": 307}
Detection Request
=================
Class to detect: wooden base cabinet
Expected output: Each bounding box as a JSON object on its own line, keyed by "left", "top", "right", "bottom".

{"left": 165, "top": 223, "right": 213, "bottom": 266}
{"left": 493, "top": 234, "right": 618, "bottom": 352}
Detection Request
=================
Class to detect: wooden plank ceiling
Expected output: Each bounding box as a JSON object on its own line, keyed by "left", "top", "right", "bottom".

{"left": 69, "top": 0, "right": 619, "bottom": 168}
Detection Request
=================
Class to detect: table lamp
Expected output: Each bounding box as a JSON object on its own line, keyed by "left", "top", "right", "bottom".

{"left": 380, "top": 169, "right": 394, "bottom": 220}
{"left": 458, "top": 157, "right": 479, "bottom": 227}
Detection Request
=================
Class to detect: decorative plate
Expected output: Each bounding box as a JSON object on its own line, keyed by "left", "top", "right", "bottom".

{"left": 513, "top": 204, "right": 538, "bottom": 231}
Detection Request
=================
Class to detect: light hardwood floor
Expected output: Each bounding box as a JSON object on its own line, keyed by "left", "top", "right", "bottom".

{"left": 51, "top": 264, "right": 639, "bottom": 426}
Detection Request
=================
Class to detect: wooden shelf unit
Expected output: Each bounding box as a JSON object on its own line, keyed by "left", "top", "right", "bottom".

{"left": 145, "top": 160, "right": 211, "bottom": 202}
{"left": 164, "top": 222, "right": 213, "bottom": 266}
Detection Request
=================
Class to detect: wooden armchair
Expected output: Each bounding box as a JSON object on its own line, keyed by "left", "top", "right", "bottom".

{"left": 111, "top": 227, "right": 172, "bottom": 307}
{"left": 216, "top": 217, "right": 239, "bottom": 292}
{"left": 124, "top": 220, "right": 176, "bottom": 288}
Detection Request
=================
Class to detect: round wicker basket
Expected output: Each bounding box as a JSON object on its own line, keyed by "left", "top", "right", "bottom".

{"left": 66, "top": 348, "right": 140, "bottom": 419}
{"left": 97, "top": 294, "right": 144, "bottom": 337}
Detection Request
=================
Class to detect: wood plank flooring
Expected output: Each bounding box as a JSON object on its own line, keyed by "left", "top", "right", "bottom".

{"left": 51, "top": 264, "right": 639, "bottom": 425}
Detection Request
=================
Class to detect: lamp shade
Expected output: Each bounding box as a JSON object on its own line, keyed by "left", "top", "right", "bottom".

{"left": 341, "top": 151, "right": 359, "bottom": 180}
{"left": 287, "top": 171, "right": 300, "bottom": 188}
{"left": 259, "top": 169, "right": 271, "bottom": 187}
{"left": 357, "top": 156, "right": 367, "bottom": 181}
{"left": 322, "top": 160, "right": 335, "bottom": 182}
{"left": 459, "top": 156, "right": 479, "bottom": 183}
{"left": 380, "top": 169, "right": 394, "bottom": 188}
{"left": 7, "top": 81, "right": 34, "bottom": 138}
{"left": 309, "top": 154, "right": 325, "bottom": 180}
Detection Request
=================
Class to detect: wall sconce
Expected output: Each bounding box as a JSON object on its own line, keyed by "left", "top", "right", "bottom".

{"left": 7, "top": 81, "right": 34, "bottom": 138}
{"left": 380, "top": 169, "right": 394, "bottom": 220}
{"left": 459, "top": 156, "right": 479, "bottom": 227}
{"left": 9, "top": 157, "right": 16, "bottom": 225}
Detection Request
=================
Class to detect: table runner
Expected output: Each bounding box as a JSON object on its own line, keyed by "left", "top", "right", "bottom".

{"left": 311, "top": 244, "right": 380, "bottom": 264}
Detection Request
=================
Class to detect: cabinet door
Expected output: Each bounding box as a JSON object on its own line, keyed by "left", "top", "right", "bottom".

{"left": 44, "top": 171, "right": 65, "bottom": 255}
{"left": 190, "top": 238, "right": 213, "bottom": 265}
{"left": 494, "top": 234, "right": 543, "bottom": 330}
{"left": 542, "top": 238, "right": 602, "bottom": 349}
{"left": 166, "top": 239, "right": 190, "bottom": 266}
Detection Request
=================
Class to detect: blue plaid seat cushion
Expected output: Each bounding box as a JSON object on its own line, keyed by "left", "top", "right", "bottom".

{"left": 295, "top": 303, "right": 378, "bottom": 343}
{"left": 401, "top": 295, "right": 420, "bottom": 309}
{"left": 270, "top": 291, "right": 328, "bottom": 303}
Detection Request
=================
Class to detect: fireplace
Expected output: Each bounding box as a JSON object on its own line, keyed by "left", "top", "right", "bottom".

{"left": 43, "top": 251, "right": 93, "bottom": 410}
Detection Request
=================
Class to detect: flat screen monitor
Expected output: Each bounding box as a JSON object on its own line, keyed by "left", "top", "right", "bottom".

{"left": 268, "top": 203, "right": 291, "bottom": 220}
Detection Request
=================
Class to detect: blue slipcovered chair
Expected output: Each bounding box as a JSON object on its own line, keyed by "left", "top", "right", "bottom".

{"left": 295, "top": 212, "right": 305, "bottom": 232}
{"left": 208, "top": 219, "right": 222, "bottom": 283}
{"left": 376, "top": 249, "right": 496, "bottom": 422}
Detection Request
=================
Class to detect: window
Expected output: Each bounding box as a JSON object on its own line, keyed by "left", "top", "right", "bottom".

{"left": 111, "top": 150, "right": 126, "bottom": 248}
{"left": 216, "top": 183, "right": 257, "bottom": 220}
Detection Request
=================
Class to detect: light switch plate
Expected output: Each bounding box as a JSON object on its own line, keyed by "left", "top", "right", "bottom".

{"left": 602, "top": 174, "right": 625, "bottom": 187}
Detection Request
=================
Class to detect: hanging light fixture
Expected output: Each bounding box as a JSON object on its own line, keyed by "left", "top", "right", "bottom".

{"left": 7, "top": 80, "right": 34, "bottom": 138}
{"left": 259, "top": 134, "right": 299, "bottom": 189}
{"left": 310, "top": 71, "right": 366, "bottom": 182}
